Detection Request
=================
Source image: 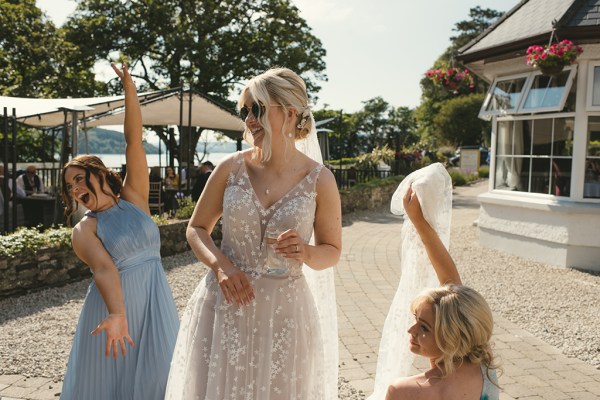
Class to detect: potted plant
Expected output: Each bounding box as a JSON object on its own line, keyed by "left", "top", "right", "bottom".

{"left": 526, "top": 39, "right": 583, "bottom": 76}
{"left": 425, "top": 67, "right": 475, "bottom": 95}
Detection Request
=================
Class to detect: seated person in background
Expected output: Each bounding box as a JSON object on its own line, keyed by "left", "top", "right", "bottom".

{"left": 191, "top": 161, "right": 214, "bottom": 202}
{"left": 16, "top": 165, "right": 44, "bottom": 197}
{"left": 386, "top": 185, "right": 500, "bottom": 400}
{"left": 16, "top": 165, "right": 46, "bottom": 228}
{"left": 164, "top": 166, "right": 179, "bottom": 217}
{"left": 164, "top": 166, "right": 179, "bottom": 189}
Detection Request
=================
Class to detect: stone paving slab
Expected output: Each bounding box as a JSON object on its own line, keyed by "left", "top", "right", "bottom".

{"left": 2, "top": 181, "right": 600, "bottom": 399}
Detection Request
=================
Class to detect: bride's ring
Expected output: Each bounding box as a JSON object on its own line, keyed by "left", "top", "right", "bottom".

{"left": 296, "top": 245, "right": 299, "bottom": 252}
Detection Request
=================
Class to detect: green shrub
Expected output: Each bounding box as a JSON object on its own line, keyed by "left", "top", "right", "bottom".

{"left": 151, "top": 214, "right": 170, "bottom": 226}
{"left": 0, "top": 225, "right": 72, "bottom": 258}
{"left": 478, "top": 165, "right": 490, "bottom": 178}
{"left": 175, "top": 196, "right": 196, "bottom": 220}
{"left": 449, "top": 170, "right": 480, "bottom": 186}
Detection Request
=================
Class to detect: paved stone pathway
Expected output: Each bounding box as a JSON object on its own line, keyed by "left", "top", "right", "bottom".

{"left": 2, "top": 180, "right": 600, "bottom": 399}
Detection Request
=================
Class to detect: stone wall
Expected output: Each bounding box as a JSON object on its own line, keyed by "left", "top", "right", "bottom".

{"left": 340, "top": 182, "right": 399, "bottom": 214}
{"left": 0, "top": 181, "right": 398, "bottom": 298}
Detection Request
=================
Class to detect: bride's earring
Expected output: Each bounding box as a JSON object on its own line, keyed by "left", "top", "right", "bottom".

{"left": 288, "top": 132, "right": 293, "bottom": 138}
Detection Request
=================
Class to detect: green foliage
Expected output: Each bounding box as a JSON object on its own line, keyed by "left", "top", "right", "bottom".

{"left": 416, "top": 7, "right": 502, "bottom": 147}
{"left": 449, "top": 170, "right": 479, "bottom": 187}
{"left": 478, "top": 165, "right": 490, "bottom": 178}
{"left": 432, "top": 93, "right": 490, "bottom": 146}
{"left": 66, "top": 0, "right": 326, "bottom": 100}
{"left": 0, "top": 0, "right": 102, "bottom": 97}
{"left": 151, "top": 214, "right": 169, "bottom": 226}
{"left": 0, "top": 225, "right": 72, "bottom": 258}
{"left": 355, "top": 145, "right": 395, "bottom": 170}
{"left": 0, "top": 126, "right": 60, "bottom": 163}
{"left": 174, "top": 196, "right": 196, "bottom": 220}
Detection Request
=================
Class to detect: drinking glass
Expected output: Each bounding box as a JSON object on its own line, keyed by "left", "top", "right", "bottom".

{"left": 265, "top": 227, "right": 290, "bottom": 276}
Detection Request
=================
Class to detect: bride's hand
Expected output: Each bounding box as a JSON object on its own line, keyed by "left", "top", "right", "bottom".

{"left": 215, "top": 265, "right": 254, "bottom": 306}
{"left": 275, "top": 229, "right": 306, "bottom": 262}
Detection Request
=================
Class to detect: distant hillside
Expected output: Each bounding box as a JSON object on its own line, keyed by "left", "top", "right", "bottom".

{"left": 77, "top": 128, "right": 158, "bottom": 154}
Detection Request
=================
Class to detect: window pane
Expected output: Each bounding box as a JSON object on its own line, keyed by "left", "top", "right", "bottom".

{"left": 550, "top": 159, "right": 571, "bottom": 197}
{"left": 553, "top": 118, "right": 574, "bottom": 156}
{"left": 485, "top": 77, "right": 528, "bottom": 112}
{"left": 531, "top": 119, "right": 552, "bottom": 156}
{"left": 585, "top": 116, "right": 600, "bottom": 198}
{"left": 593, "top": 66, "right": 600, "bottom": 107}
{"left": 530, "top": 158, "right": 551, "bottom": 194}
{"left": 522, "top": 70, "right": 571, "bottom": 110}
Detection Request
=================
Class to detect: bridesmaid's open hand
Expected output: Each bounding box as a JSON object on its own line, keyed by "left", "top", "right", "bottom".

{"left": 91, "top": 313, "right": 135, "bottom": 359}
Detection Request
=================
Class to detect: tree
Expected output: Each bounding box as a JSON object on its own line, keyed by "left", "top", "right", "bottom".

{"left": 432, "top": 93, "right": 489, "bottom": 146}
{"left": 388, "top": 106, "right": 418, "bottom": 150}
{"left": 0, "top": 0, "right": 103, "bottom": 97}
{"left": 64, "top": 0, "right": 328, "bottom": 163}
{"left": 416, "top": 7, "right": 503, "bottom": 147}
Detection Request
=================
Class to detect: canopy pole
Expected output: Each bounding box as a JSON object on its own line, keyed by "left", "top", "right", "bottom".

{"left": 11, "top": 109, "right": 17, "bottom": 231}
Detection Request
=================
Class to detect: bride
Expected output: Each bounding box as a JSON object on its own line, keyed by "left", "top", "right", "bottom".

{"left": 165, "top": 67, "right": 342, "bottom": 399}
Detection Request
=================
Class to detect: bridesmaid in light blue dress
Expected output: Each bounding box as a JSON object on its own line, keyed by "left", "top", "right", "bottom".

{"left": 59, "top": 63, "right": 179, "bottom": 400}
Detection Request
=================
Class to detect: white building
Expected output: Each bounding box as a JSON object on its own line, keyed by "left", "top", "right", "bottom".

{"left": 457, "top": 0, "right": 600, "bottom": 271}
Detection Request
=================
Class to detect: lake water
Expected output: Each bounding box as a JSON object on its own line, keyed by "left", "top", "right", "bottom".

{"left": 96, "top": 151, "right": 235, "bottom": 168}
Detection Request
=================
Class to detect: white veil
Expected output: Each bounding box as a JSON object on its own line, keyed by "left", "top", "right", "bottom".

{"left": 368, "top": 162, "right": 452, "bottom": 399}
{"left": 295, "top": 113, "right": 339, "bottom": 399}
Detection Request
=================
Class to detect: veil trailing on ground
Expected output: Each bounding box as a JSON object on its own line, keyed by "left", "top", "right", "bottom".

{"left": 295, "top": 113, "right": 339, "bottom": 399}
{"left": 368, "top": 162, "right": 452, "bottom": 399}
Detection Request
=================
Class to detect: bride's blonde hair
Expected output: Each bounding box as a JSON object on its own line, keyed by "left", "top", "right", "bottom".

{"left": 411, "top": 284, "right": 501, "bottom": 383}
{"left": 239, "top": 67, "right": 313, "bottom": 162}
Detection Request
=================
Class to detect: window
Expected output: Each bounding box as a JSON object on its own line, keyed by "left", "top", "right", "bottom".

{"left": 584, "top": 116, "right": 600, "bottom": 199}
{"left": 479, "top": 67, "right": 577, "bottom": 118}
{"left": 480, "top": 74, "right": 529, "bottom": 117}
{"left": 495, "top": 117, "right": 574, "bottom": 196}
{"left": 587, "top": 62, "right": 600, "bottom": 110}
{"left": 521, "top": 68, "right": 577, "bottom": 113}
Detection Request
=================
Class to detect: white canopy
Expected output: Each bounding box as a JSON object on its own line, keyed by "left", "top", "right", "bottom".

{"left": 0, "top": 89, "right": 244, "bottom": 137}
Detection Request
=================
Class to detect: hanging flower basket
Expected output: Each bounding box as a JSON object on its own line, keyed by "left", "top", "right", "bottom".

{"left": 526, "top": 39, "right": 583, "bottom": 76}
{"left": 425, "top": 67, "right": 475, "bottom": 95}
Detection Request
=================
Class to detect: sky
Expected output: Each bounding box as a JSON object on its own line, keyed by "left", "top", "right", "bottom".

{"left": 37, "top": 0, "right": 517, "bottom": 113}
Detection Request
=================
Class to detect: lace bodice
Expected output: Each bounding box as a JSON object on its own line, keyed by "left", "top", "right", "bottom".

{"left": 221, "top": 152, "right": 322, "bottom": 279}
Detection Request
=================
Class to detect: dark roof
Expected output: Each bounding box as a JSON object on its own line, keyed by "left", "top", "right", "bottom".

{"left": 457, "top": 0, "right": 600, "bottom": 64}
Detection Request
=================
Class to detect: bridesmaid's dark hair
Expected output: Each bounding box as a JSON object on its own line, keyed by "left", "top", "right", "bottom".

{"left": 61, "top": 155, "right": 122, "bottom": 224}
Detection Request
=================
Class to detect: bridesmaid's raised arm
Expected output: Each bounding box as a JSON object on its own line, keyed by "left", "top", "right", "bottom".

{"left": 111, "top": 63, "right": 149, "bottom": 208}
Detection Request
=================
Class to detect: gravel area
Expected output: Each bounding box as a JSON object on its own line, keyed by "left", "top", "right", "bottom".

{"left": 453, "top": 222, "right": 600, "bottom": 369}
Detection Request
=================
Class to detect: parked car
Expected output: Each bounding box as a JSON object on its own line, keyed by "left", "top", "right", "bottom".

{"left": 450, "top": 146, "right": 489, "bottom": 167}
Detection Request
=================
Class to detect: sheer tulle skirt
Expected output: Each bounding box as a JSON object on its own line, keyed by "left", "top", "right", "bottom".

{"left": 166, "top": 272, "right": 326, "bottom": 400}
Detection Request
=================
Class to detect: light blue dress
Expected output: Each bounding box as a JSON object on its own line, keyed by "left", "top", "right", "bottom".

{"left": 60, "top": 199, "right": 179, "bottom": 400}
{"left": 481, "top": 365, "right": 500, "bottom": 400}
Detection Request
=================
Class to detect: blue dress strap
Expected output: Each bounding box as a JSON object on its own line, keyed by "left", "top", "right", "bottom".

{"left": 480, "top": 364, "right": 499, "bottom": 400}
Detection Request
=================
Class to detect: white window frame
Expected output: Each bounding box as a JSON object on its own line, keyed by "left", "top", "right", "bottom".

{"left": 520, "top": 66, "right": 577, "bottom": 114}
{"left": 479, "top": 72, "right": 531, "bottom": 118}
{"left": 479, "top": 66, "right": 578, "bottom": 118}
{"left": 586, "top": 61, "right": 600, "bottom": 111}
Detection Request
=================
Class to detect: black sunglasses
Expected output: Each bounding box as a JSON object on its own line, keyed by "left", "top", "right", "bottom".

{"left": 239, "top": 102, "right": 265, "bottom": 121}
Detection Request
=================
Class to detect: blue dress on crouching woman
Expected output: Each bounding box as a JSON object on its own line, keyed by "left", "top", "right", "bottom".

{"left": 60, "top": 199, "right": 179, "bottom": 400}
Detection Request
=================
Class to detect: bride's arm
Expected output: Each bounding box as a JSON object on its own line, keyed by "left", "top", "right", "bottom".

{"left": 403, "top": 185, "right": 461, "bottom": 286}
{"left": 186, "top": 155, "right": 254, "bottom": 306}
